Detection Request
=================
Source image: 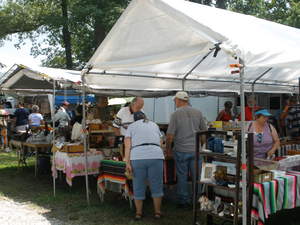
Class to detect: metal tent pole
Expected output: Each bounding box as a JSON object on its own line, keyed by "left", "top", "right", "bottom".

{"left": 153, "top": 98, "right": 156, "bottom": 121}
{"left": 298, "top": 77, "right": 300, "bottom": 102}
{"left": 217, "top": 96, "right": 220, "bottom": 118}
{"left": 251, "top": 68, "right": 272, "bottom": 120}
{"left": 52, "top": 80, "right": 56, "bottom": 197}
{"left": 81, "top": 69, "right": 90, "bottom": 206}
{"left": 181, "top": 45, "right": 219, "bottom": 90}
{"left": 239, "top": 58, "right": 247, "bottom": 225}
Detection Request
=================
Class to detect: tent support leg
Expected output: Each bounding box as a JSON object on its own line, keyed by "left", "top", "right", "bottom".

{"left": 52, "top": 80, "right": 56, "bottom": 197}
{"left": 239, "top": 58, "right": 248, "bottom": 225}
{"left": 82, "top": 69, "right": 90, "bottom": 206}
{"left": 298, "top": 77, "right": 300, "bottom": 102}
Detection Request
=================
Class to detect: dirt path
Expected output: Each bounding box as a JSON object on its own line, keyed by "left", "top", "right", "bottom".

{"left": 0, "top": 197, "right": 65, "bottom": 225}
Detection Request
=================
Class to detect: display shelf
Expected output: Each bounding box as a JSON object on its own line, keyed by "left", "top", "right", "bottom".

{"left": 199, "top": 151, "right": 237, "bottom": 163}
{"left": 198, "top": 182, "right": 240, "bottom": 192}
{"left": 90, "top": 130, "right": 115, "bottom": 134}
{"left": 201, "top": 211, "right": 241, "bottom": 223}
{"left": 193, "top": 130, "right": 254, "bottom": 225}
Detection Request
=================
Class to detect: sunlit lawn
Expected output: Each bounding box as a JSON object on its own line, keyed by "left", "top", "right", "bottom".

{"left": 0, "top": 151, "right": 299, "bottom": 225}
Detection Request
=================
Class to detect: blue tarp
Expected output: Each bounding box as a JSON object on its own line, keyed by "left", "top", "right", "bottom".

{"left": 55, "top": 95, "right": 95, "bottom": 105}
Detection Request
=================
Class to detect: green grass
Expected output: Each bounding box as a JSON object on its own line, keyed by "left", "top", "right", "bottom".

{"left": 0, "top": 151, "right": 299, "bottom": 225}
{"left": 0, "top": 151, "right": 193, "bottom": 225}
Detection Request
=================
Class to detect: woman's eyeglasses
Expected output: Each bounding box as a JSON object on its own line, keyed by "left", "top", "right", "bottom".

{"left": 256, "top": 133, "right": 263, "bottom": 143}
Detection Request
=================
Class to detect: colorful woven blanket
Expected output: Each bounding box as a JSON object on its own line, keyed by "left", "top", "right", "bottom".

{"left": 252, "top": 174, "right": 300, "bottom": 225}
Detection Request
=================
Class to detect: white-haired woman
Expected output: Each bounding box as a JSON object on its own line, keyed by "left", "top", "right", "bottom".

{"left": 29, "top": 105, "right": 44, "bottom": 128}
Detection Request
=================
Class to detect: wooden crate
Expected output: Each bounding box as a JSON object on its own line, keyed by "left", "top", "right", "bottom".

{"left": 61, "top": 144, "right": 84, "bottom": 153}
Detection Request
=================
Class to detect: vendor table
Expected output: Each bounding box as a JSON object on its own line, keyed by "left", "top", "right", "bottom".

{"left": 52, "top": 150, "right": 103, "bottom": 186}
{"left": 14, "top": 141, "right": 52, "bottom": 176}
{"left": 97, "top": 160, "right": 133, "bottom": 207}
{"left": 252, "top": 172, "right": 300, "bottom": 225}
{"left": 97, "top": 158, "right": 176, "bottom": 206}
{"left": 10, "top": 140, "right": 24, "bottom": 167}
{"left": 278, "top": 155, "right": 300, "bottom": 171}
{"left": 22, "top": 143, "right": 52, "bottom": 176}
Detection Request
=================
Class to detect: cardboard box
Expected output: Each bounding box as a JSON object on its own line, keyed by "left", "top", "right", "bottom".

{"left": 253, "top": 169, "right": 273, "bottom": 183}
{"left": 61, "top": 144, "right": 84, "bottom": 153}
{"left": 89, "top": 124, "right": 102, "bottom": 130}
{"left": 211, "top": 121, "right": 223, "bottom": 129}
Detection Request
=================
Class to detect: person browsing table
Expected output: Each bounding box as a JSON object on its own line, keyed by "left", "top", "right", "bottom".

{"left": 125, "top": 111, "right": 164, "bottom": 220}
{"left": 14, "top": 102, "right": 30, "bottom": 133}
{"left": 54, "top": 101, "right": 71, "bottom": 128}
{"left": 248, "top": 109, "right": 280, "bottom": 159}
{"left": 29, "top": 105, "right": 44, "bottom": 128}
{"left": 113, "top": 97, "right": 144, "bottom": 136}
{"left": 166, "top": 91, "right": 207, "bottom": 208}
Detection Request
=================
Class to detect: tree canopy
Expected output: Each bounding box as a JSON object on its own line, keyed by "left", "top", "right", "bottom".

{"left": 0, "top": 0, "right": 299, "bottom": 69}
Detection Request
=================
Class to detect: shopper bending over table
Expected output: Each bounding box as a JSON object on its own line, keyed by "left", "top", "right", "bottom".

{"left": 125, "top": 111, "right": 164, "bottom": 220}
{"left": 247, "top": 109, "right": 280, "bottom": 159}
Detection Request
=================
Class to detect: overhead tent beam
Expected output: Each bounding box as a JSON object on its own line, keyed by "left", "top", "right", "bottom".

{"left": 88, "top": 71, "right": 297, "bottom": 89}
{"left": 181, "top": 45, "right": 217, "bottom": 90}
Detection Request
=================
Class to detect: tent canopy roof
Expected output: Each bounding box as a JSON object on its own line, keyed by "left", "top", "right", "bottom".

{"left": 0, "top": 64, "right": 81, "bottom": 94}
{"left": 85, "top": 0, "right": 300, "bottom": 94}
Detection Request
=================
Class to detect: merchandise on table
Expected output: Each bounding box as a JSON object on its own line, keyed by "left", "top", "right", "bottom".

{"left": 278, "top": 140, "right": 300, "bottom": 156}
{"left": 97, "top": 160, "right": 133, "bottom": 201}
{"left": 97, "top": 159, "right": 177, "bottom": 202}
{"left": 52, "top": 150, "right": 103, "bottom": 186}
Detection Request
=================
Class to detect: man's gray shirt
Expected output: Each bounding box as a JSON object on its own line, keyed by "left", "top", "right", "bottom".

{"left": 167, "top": 106, "right": 206, "bottom": 153}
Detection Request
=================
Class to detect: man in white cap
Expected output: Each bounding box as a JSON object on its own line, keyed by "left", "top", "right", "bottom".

{"left": 166, "top": 91, "right": 206, "bottom": 208}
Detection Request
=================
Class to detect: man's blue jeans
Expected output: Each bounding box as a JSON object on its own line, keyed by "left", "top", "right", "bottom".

{"left": 174, "top": 151, "right": 202, "bottom": 204}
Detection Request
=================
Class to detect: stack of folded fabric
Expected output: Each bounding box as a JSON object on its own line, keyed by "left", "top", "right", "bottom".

{"left": 97, "top": 160, "right": 133, "bottom": 201}
{"left": 252, "top": 173, "right": 300, "bottom": 225}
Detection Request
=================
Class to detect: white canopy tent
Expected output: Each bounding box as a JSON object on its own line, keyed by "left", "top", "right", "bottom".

{"left": 82, "top": 0, "right": 300, "bottom": 224}
{"left": 0, "top": 64, "right": 81, "bottom": 94}
{"left": 85, "top": 0, "right": 300, "bottom": 94}
{"left": 0, "top": 64, "right": 91, "bottom": 206}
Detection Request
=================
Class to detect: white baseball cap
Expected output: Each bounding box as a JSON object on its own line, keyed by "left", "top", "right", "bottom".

{"left": 173, "top": 91, "right": 189, "bottom": 101}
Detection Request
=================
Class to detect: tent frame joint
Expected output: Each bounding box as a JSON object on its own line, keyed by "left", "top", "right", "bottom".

{"left": 181, "top": 43, "right": 221, "bottom": 90}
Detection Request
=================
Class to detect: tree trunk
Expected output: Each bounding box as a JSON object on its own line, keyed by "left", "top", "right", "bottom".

{"left": 189, "top": 0, "right": 203, "bottom": 3}
{"left": 190, "top": 0, "right": 211, "bottom": 4}
{"left": 61, "top": 0, "right": 73, "bottom": 69}
{"left": 203, "top": 0, "right": 212, "bottom": 5}
{"left": 216, "top": 0, "right": 226, "bottom": 9}
{"left": 93, "top": 0, "right": 106, "bottom": 49}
